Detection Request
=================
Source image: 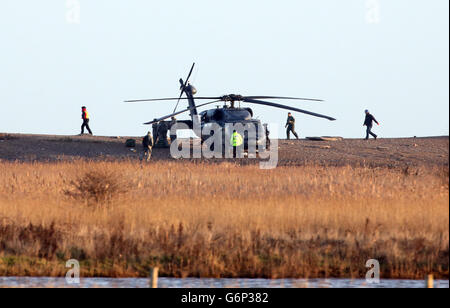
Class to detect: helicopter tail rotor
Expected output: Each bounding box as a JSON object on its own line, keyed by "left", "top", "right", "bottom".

{"left": 173, "top": 63, "right": 195, "bottom": 113}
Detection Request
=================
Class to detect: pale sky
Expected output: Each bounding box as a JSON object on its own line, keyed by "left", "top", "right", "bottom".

{"left": 0, "top": 0, "right": 448, "bottom": 138}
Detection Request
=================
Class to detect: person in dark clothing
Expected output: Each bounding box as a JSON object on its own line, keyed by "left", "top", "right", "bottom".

{"left": 363, "top": 109, "right": 380, "bottom": 140}
{"left": 285, "top": 113, "right": 299, "bottom": 140}
{"left": 142, "top": 131, "right": 153, "bottom": 161}
{"left": 152, "top": 120, "right": 159, "bottom": 145}
{"left": 169, "top": 117, "right": 177, "bottom": 144}
{"left": 80, "top": 106, "right": 93, "bottom": 135}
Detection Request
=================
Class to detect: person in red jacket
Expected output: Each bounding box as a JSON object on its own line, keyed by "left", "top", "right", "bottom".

{"left": 80, "top": 106, "right": 93, "bottom": 135}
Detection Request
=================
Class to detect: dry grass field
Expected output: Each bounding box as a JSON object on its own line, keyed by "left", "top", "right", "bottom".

{"left": 0, "top": 160, "right": 448, "bottom": 279}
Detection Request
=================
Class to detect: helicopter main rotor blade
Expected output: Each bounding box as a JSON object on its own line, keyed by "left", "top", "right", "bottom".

{"left": 126, "top": 95, "right": 324, "bottom": 103}
{"left": 125, "top": 96, "right": 221, "bottom": 103}
{"left": 243, "top": 98, "right": 336, "bottom": 121}
{"left": 243, "top": 96, "right": 323, "bottom": 102}
{"left": 144, "top": 100, "right": 222, "bottom": 125}
{"left": 174, "top": 63, "right": 196, "bottom": 113}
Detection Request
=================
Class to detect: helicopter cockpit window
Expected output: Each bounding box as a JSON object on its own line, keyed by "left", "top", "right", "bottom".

{"left": 212, "top": 109, "right": 225, "bottom": 121}
{"left": 223, "top": 109, "right": 252, "bottom": 121}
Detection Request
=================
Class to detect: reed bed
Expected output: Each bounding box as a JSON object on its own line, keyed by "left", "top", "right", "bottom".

{"left": 0, "top": 160, "right": 448, "bottom": 279}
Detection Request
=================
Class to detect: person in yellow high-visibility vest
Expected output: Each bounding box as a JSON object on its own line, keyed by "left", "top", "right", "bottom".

{"left": 230, "top": 130, "right": 243, "bottom": 158}
{"left": 80, "top": 106, "right": 93, "bottom": 135}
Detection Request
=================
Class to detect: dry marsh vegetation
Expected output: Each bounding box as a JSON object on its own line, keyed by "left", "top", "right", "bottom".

{"left": 0, "top": 160, "right": 448, "bottom": 279}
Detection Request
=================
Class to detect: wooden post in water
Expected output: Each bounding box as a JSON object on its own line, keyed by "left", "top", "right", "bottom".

{"left": 426, "top": 274, "right": 434, "bottom": 288}
{"left": 150, "top": 267, "right": 159, "bottom": 288}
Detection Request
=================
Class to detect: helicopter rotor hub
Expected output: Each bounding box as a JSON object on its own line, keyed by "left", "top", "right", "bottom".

{"left": 221, "top": 94, "right": 244, "bottom": 103}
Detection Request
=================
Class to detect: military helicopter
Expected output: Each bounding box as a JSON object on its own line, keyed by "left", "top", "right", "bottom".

{"left": 125, "top": 63, "right": 336, "bottom": 148}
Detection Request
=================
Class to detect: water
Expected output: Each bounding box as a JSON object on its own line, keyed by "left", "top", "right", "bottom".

{"left": 0, "top": 277, "right": 448, "bottom": 288}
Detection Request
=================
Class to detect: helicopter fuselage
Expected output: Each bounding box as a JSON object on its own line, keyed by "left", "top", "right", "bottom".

{"left": 198, "top": 107, "right": 265, "bottom": 147}
{"left": 180, "top": 84, "right": 265, "bottom": 147}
